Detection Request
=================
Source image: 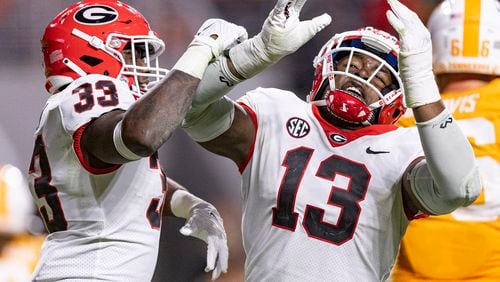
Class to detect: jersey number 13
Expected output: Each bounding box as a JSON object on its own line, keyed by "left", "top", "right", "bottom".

{"left": 272, "top": 147, "right": 371, "bottom": 245}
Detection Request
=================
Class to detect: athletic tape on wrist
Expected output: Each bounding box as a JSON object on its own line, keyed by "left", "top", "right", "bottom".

{"left": 172, "top": 43, "right": 213, "bottom": 79}
{"left": 220, "top": 53, "right": 243, "bottom": 84}
{"left": 170, "top": 190, "right": 205, "bottom": 219}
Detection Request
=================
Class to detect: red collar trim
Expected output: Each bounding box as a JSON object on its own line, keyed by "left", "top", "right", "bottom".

{"left": 238, "top": 102, "right": 258, "bottom": 173}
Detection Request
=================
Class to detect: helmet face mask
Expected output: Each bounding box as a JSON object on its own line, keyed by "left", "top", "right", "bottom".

{"left": 42, "top": 0, "right": 167, "bottom": 95}
{"left": 308, "top": 27, "right": 406, "bottom": 128}
{"left": 428, "top": 0, "right": 500, "bottom": 76}
{"left": 104, "top": 32, "right": 167, "bottom": 93}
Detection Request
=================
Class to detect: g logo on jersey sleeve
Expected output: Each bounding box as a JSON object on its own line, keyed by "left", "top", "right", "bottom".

{"left": 74, "top": 5, "right": 118, "bottom": 25}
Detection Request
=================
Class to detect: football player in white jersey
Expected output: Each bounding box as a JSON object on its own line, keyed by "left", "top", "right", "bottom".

{"left": 393, "top": 0, "right": 500, "bottom": 280}
{"left": 181, "top": 0, "right": 481, "bottom": 281}
{"left": 29, "top": 0, "right": 249, "bottom": 280}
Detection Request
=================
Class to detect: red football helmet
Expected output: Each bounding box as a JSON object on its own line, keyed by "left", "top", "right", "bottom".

{"left": 307, "top": 27, "right": 406, "bottom": 127}
{"left": 41, "top": 0, "right": 167, "bottom": 95}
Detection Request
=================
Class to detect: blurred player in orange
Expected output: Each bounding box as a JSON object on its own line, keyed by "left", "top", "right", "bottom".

{"left": 392, "top": 0, "right": 500, "bottom": 281}
{"left": 0, "top": 164, "right": 44, "bottom": 281}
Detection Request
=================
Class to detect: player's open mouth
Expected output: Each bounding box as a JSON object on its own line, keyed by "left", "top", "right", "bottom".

{"left": 344, "top": 86, "right": 363, "bottom": 98}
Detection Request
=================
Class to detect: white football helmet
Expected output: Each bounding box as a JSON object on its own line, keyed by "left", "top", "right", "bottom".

{"left": 0, "top": 164, "right": 33, "bottom": 235}
{"left": 428, "top": 0, "right": 500, "bottom": 75}
{"left": 308, "top": 27, "right": 405, "bottom": 127}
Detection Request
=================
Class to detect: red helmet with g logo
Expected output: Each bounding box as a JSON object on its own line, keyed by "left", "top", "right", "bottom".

{"left": 307, "top": 27, "right": 406, "bottom": 127}
{"left": 41, "top": 0, "right": 167, "bottom": 94}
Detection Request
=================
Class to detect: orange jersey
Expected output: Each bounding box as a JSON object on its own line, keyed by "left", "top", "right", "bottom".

{"left": 392, "top": 79, "right": 500, "bottom": 281}
{"left": 0, "top": 235, "right": 44, "bottom": 282}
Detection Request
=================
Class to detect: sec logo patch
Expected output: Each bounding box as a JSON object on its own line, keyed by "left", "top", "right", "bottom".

{"left": 286, "top": 117, "right": 310, "bottom": 138}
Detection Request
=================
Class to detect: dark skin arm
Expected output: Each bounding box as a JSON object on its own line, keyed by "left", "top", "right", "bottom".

{"left": 82, "top": 70, "right": 199, "bottom": 167}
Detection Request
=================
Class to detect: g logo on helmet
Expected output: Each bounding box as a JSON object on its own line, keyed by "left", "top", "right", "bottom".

{"left": 74, "top": 5, "right": 118, "bottom": 25}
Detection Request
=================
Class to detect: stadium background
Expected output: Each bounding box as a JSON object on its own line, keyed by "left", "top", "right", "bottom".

{"left": 0, "top": 0, "right": 439, "bottom": 281}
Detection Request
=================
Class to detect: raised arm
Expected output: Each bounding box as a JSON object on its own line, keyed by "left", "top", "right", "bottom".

{"left": 386, "top": 0, "right": 481, "bottom": 215}
{"left": 81, "top": 19, "right": 247, "bottom": 167}
{"left": 182, "top": 0, "right": 331, "bottom": 165}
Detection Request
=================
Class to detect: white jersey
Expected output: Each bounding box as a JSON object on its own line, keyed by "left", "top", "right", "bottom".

{"left": 238, "top": 88, "right": 424, "bottom": 282}
{"left": 29, "top": 75, "right": 166, "bottom": 281}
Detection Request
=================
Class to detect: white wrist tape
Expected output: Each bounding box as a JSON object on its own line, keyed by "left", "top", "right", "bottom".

{"left": 228, "top": 36, "right": 272, "bottom": 79}
{"left": 172, "top": 38, "right": 214, "bottom": 79}
{"left": 193, "top": 55, "right": 242, "bottom": 110}
{"left": 399, "top": 48, "right": 441, "bottom": 108}
{"left": 170, "top": 189, "right": 205, "bottom": 219}
{"left": 408, "top": 109, "right": 481, "bottom": 214}
{"left": 113, "top": 120, "right": 142, "bottom": 160}
{"left": 182, "top": 96, "right": 235, "bottom": 142}
{"left": 220, "top": 53, "right": 244, "bottom": 84}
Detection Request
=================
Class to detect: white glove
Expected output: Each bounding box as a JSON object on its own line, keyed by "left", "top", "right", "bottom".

{"left": 173, "top": 19, "right": 248, "bottom": 79}
{"left": 386, "top": 0, "right": 440, "bottom": 108}
{"left": 229, "top": 0, "right": 332, "bottom": 78}
{"left": 194, "top": 18, "right": 248, "bottom": 59}
{"left": 180, "top": 202, "right": 228, "bottom": 281}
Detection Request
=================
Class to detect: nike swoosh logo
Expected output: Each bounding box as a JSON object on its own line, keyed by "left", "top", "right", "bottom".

{"left": 366, "top": 147, "right": 390, "bottom": 154}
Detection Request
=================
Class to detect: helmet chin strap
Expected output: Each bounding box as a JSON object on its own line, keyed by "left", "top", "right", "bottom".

{"left": 72, "top": 28, "right": 105, "bottom": 50}
{"left": 309, "top": 100, "right": 327, "bottom": 106}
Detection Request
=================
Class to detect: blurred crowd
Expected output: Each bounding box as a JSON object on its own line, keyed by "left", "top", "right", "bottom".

{"left": 0, "top": 0, "right": 440, "bottom": 281}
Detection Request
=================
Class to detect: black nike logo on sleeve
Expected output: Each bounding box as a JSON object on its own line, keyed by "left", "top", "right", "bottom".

{"left": 366, "top": 147, "right": 390, "bottom": 154}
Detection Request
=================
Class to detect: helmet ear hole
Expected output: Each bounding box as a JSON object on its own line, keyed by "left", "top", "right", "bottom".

{"left": 80, "top": 55, "right": 103, "bottom": 67}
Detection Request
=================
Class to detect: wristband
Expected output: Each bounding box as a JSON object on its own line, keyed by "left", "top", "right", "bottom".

{"left": 172, "top": 43, "right": 213, "bottom": 80}
{"left": 170, "top": 190, "right": 205, "bottom": 219}
{"left": 113, "top": 120, "right": 142, "bottom": 161}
